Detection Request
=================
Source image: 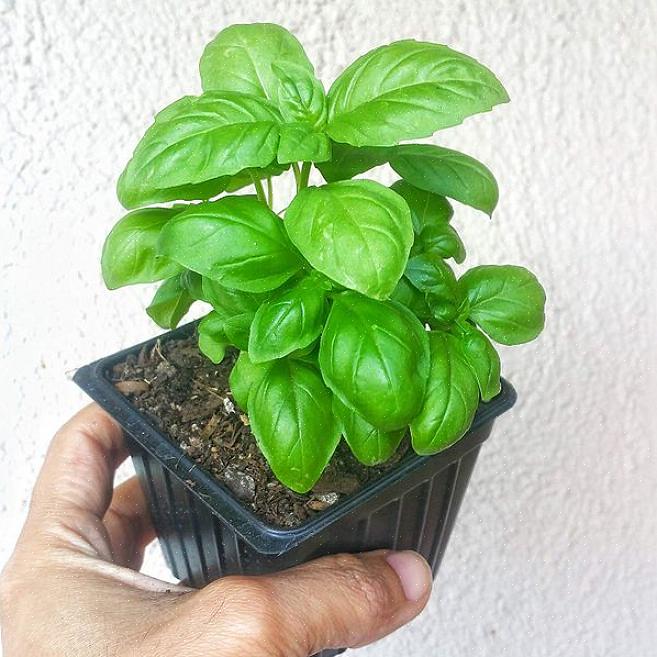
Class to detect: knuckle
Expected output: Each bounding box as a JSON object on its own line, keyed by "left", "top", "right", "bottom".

{"left": 204, "top": 576, "right": 281, "bottom": 642}
{"left": 330, "top": 553, "right": 396, "bottom": 619}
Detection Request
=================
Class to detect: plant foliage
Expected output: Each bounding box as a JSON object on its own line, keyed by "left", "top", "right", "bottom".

{"left": 102, "top": 24, "right": 546, "bottom": 492}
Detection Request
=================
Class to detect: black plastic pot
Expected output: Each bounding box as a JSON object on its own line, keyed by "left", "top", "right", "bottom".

{"left": 74, "top": 322, "right": 516, "bottom": 657}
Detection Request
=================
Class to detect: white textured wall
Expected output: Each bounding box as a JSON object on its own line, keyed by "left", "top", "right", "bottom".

{"left": 1, "top": 1, "right": 656, "bottom": 655}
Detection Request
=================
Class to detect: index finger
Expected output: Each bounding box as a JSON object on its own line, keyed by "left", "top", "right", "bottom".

{"left": 27, "top": 404, "right": 127, "bottom": 536}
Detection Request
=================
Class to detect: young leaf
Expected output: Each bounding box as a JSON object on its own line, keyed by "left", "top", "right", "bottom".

{"left": 229, "top": 352, "right": 272, "bottom": 410}
{"left": 198, "top": 312, "right": 230, "bottom": 364}
{"left": 405, "top": 253, "right": 459, "bottom": 300}
{"left": 327, "top": 40, "right": 509, "bottom": 147}
{"left": 390, "top": 144, "right": 499, "bottom": 216}
{"left": 459, "top": 265, "right": 546, "bottom": 345}
{"left": 319, "top": 292, "right": 430, "bottom": 431}
{"left": 410, "top": 331, "right": 480, "bottom": 454}
{"left": 249, "top": 276, "right": 329, "bottom": 363}
{"left": 317, "top": 142, "right": 390, "bottom": 183}
{"left": 285, "top": 180, "right": 413, "bottom": 299}
{"left": 200, "top": 23, "right": 325, "bottom": 126}
{"left": 333, "top": 396, "right": 405, "bottom": 466}
{"left": 458, "top": 325, "right": 501, "bottom": 402}
{"left": 101, "top": 207, "right": 183, "bottom": 289}
{"left": 390, "top": 276, "right": 432, "bottom": 320}
{"left": 272, "top": 62, "right": 327, "bottom": 128}
{"left": 146, "top": 275, "right": 194, "bottom": 329}
{"left": 412, "top": 223, "right": 466, "bottom": 264}
{"left": 249, "top": 359, "right": 341, "bottom": 493}
{"left": 159, "top": 196, "right": 302, "bottom": 293}
{"left": 180, "top": 270, "right": 207, "bottom": 301}
{"left": 117, "top": 92, "right": 281, "bottom": 209}
{"left": 277, "top": 124, "right": 331, "bottom": 164}
{"left": 390, "top": 180, "right": 453, "bottom": 233}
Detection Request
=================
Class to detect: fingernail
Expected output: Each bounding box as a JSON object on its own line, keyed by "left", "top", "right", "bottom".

{"left": 385, "top": 551, "right": 432, "bottom": 602}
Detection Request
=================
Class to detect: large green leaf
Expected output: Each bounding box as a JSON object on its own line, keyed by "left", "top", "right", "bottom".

{"left": 249, "top": 359, "right": 341, "bottom": 492}
{"left": 285, "top": 180, "right": 413, "bottom": 299}
{"left": 327, "top": 40, "right": 508, "bottom": 147}
{"left": 317, "top": 142, "right": 390, "bottom": 182}
{"left": 410, "top": 331, "right": 479, "bottom": 454}
{"left": 146, "top": 275, "right": 194, "bottom": 329}
{"left": 117, "top": 92, "right": 281, "bottom": 209}
{"left": 159, "top": 196, "right": 302, "bottom": 293}
{"left": 248, "top": 275, "right": 330, "bottom": 363}
{"left": 459, "top": 265, "right": 546, "bottom": 345}
{"left": 458, "top": 324, "right": 501, "bottom": 402}
{"left": 390, "top": 144, "right": 499, "bottom": 216}
{"left": 200, "top": 23, "right": 326, "bottom": 127}
{"left": 319, "top": 292, "right": 430, "bottom": 431}
{"left": 101, "top": 207, "right": 183, "bottom": 289}
{"left": 333, "top": 396, "right": 405, "bottom": 466}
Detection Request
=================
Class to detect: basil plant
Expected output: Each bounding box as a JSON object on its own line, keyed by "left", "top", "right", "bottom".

{"left": 101, "top": 24, "right": 546, "bottom": 493}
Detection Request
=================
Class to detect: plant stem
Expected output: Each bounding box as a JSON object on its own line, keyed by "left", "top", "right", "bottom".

{"left": 299, "top": 161, "right": 312, "bottom": 189}
{"left": 291, "top": 162, "right": 301, "bottom": 188}
{"left": 250, "top": 173, "right": 268, "bottom": 207}
{"left": 266, "top": 176, "right": 274, "bottom": 208}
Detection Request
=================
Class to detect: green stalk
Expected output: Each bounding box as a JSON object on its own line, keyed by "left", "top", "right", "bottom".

{"left": 266, "top": 176, "right": 274, "bottom": 208}
{"left": 299, "top": 161, "right": 312, "bottom": 189}
{"left": 250, "top": 173, "right": 268, "bottom": 207}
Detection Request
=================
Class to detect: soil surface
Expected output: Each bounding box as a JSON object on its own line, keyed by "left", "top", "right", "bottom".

{"left": 110, "top": 335, "right": 408, "bottom": 527}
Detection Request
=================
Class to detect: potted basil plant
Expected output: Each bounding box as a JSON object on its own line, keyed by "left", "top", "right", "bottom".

{"left": 75, "top": 23, "right": 545, "bottom": 653}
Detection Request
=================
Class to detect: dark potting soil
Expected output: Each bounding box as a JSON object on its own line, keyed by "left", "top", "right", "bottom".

{"left": 110, "top": 335, "right": 408, "bottom": 527}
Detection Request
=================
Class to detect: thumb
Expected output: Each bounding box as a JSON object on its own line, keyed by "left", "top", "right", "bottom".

{"left": 190, "top": 550, "right": 432, "bottom": 657}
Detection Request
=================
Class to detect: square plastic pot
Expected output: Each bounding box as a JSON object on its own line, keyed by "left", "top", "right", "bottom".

{"left": 74, "top": 322, "right": 516, "bottom": 657}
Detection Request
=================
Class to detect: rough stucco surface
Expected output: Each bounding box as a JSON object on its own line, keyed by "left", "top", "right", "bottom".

{"left": 1, "top": 1, "right": 656, "bottom": 655}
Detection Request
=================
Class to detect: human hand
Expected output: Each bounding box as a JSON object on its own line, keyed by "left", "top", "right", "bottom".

{"left": 0, "top": 405, "right": 432, "bottom": 657}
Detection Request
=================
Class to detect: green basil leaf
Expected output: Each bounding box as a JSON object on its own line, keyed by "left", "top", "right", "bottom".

{"left": 202, "top": 278, "right": 266, "bottom": 316}
{"left": 327, "top": 40, "right": 508, "bottom": 147}
{"left": 146, "top": 275, "right": 194, "bottom": 329}
{"left": 390, "top": 276, "right": 432, "bottom": 320}
{"left": 159, "top": 196, "right": 302, "bottom": 293}
{"left": 272, "top": 62, "right": 327, "bottom": 128}
{"left": 458, "top": 325, "right": 501, "bottom": 402}
{"left": 200, "top": 23, "right": 325, "bottom": 126}
{"left": 180, "top": 270, "right": 207, "bottom": 301}
{"left": 410, "top": 331, "right": 479, "bottom": 454}
{"left": 117, "top": 92, "right": 281, "bottom": 209}
{"left": 249, "top": 359, "right": 340, "bottom": 492}
{"left": 390, "top": 180, "right": 453, "bottom": 233}
{"left": 317, "top": 142, "right": 390, "bottom": 183}
{"left": 390, "top": 144, "right": 499, "bottom": 216}
{"left": 249, "top": 276, "right": 329, "bottom": 363}
{"left": 277, "top": 124, "right": 331, "bottom": 164}
{"left": 285, "top": 180, "right": 413, "bottom": 299}
{"left": 459, "top": 265, "right": 546, "bottom": 345}
{"left": 333, "top": 396, "right": 405, "bottom": 466}
{"left": 413, "top": 224, "right": 466, "bottom": 263}
{"left": 319, "top": 292, "right": 430, "bottom": 431}
{"left": 101, "top": 207, "right": 183, "bottom": 289}
{"left": 198, "top": 312, "right": 230, "bottom": 364}
{"left": 405, "top": 253, "right": 459, "bottom": 300}
{"left": 229, "top": 352, "right": 272, "bottom": 410}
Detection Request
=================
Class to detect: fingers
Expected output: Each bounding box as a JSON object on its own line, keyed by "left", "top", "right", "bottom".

{"left": 190, "top": 550, "right": 432, "bottom": 657}
{"left": 25, "top": 405, "right": 127, "bottom": 555}
{"left": 103, "top": 477, "right": 156, "bottom": 569}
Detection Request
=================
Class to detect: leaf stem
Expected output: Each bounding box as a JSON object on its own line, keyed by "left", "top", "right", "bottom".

{"left": 299, "top": 161, "right": 312, "bottom": 190}
{"left": 266, "top": 176, "right": 274, "bottom": 208}
{"left": 291, "top": 162, "right": 301, "bottom": 188}
{"left": 250, "top": 173, "right": 268, "bottom": 207}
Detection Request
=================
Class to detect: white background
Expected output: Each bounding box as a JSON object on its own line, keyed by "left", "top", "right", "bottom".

{"left": 1, "top": 1, "right": 656, "bottom": 655}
